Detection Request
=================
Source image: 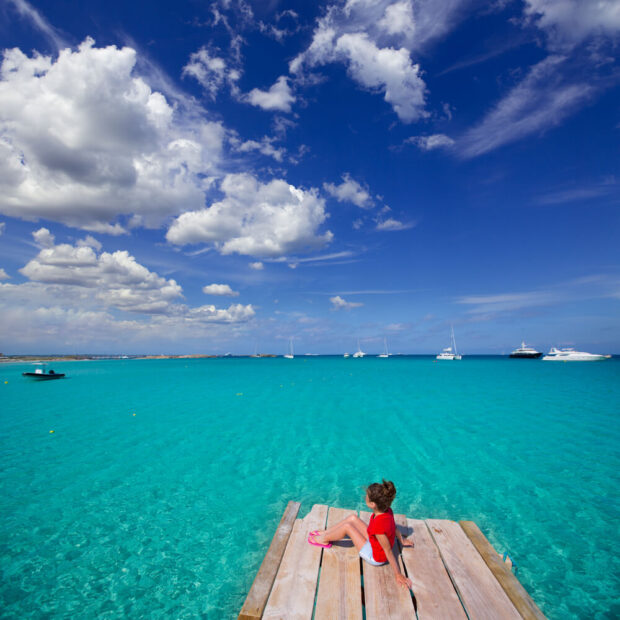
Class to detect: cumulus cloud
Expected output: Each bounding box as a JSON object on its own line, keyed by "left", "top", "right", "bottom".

{"left": 182, "top": 47, "right": 241, "bottom": 99}
{"left": 230, "top": 135, "right": 286, "bottom": 162}
{"left": 324, "top": 173, "right": 374, "bottom": 208}
{"left": 0, "top": 268, "right": 9, "bottom": 280}
{"left": 289, "top": 0, "right": 441, "bottom": 122}
{"left": 166, "top": 173, "right": 333, "bottom": 258}
{"left": 32, "top": 227, "right": 55, "bottom": 248}
{"left": 405, "top": 134, "right": 455, "bottom": 150}
{"left": 523, "top": 0, "right": 620, "bottom": 50}
{"left": 0, "top": 38, "right": 224, "bottom": 232}
{"left": 375, "top": 217, "right": 416, "bottom": 231}
{"left": 330, "top": 295, "right": 363, "bottom": 310}
{"left": 202, "top": 283, "right": 239, "bottom": 296}
{"left": 246, "top": 76, "right": 295, "bottom": 112}
{"left": 14, "top": 229, "right": 255, "bottom": 325}
{"left": 249, "top": 261, "right": 264, "bottom": 270}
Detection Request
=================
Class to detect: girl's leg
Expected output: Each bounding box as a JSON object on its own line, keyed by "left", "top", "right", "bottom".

{"left": 314, "top": 515, "right": 368, "bottom": 552}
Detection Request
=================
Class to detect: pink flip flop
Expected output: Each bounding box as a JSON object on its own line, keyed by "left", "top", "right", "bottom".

{"left": 309, "top": 530, "right": 320, "bottom": 536}
{"left": 307, "top": 533, "right": 332, "bottom": 548}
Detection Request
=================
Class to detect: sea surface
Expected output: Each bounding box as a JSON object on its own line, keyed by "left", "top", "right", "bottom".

{"left": 1, "top": 356, "right": 619, "bottom": 619}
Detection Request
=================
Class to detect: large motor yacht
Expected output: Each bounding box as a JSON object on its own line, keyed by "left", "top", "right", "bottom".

{"left": 509, "top": 342, "right": 542, "bottom": 359}
{"left": 542, "top": 347, "right": 611, "bottom": 361}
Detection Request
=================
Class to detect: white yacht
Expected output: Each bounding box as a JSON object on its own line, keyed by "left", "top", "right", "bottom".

{"left": 352, "top": 340, "right": 365, "bottom": 358}
{"left": 343, "top": 353, "right": 350, "bottom": 358}
{"left": 542, "top": 347, "right": 611, "bottom": 362}
{"left": 509, "top": 341, "right": 542, "bottom": 359}
{"left": 436, "top": 326, "right": 462, "bottom": 360}
{"left": 284, "top": 337, "right": 294, "bottom": 359}
{"left": 378, "top": 338, "right": 390, "bottom": 358}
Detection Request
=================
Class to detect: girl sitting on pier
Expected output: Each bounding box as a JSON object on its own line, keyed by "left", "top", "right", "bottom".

{"left": 308, "top": 480, "right": 413, "bottom": 589}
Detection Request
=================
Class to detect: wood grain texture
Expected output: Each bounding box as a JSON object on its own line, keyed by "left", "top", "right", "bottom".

{"left": 239, "top": 501, "right": 301, "bottom": 620}
{"left": 426, "top": 519, "right": 522, "bottom": 620}
{"left": 262, "top": 504, "right": 328, "bottom": 620}
{"left": 395, "top": 515, "right": 467, "bottom": 620}
{"left": 360, "top": 511, "right": 415, "bottom": 620}
{"left": 314, "top": 507, "right": 363, "bottom": 620}
{"left": 460, "top": 521, "right": 547, "bottom": 620}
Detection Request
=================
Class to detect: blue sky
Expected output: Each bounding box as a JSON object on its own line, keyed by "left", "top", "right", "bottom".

{"left": 0, "top": 0, "right": 618, "bottom": 354}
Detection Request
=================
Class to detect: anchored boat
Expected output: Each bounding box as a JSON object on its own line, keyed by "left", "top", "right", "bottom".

{"left": 542, "top": 347, "right": 611, "bottom": 361}
{"left": 22, "top": 367, "right": 65, "bottom": 380}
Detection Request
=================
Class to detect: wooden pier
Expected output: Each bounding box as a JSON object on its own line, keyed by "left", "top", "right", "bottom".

{"left": 239, "top": 502, "right": 547, "bottom": 620}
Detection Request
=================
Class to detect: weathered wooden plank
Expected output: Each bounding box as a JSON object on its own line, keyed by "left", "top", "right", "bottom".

{"left": 395, "top": 516, "right": 467, "bottom": 620}
{"left": 460, "top": 521, "right": 547, "bottom": 620}
{"left": 263, "top": 504, "right": 328, "bottom": 620}
{"left": 426, "top": 519, "right": 522, "bottom": 620}
{"left": 239, "top": 501, "right": 301, "bottom": 620}
{"left": 360, "top": 511, "right": 415, "bottom": 620}
{"left": 314, "top": 507, "right": 363, "bottom": 620}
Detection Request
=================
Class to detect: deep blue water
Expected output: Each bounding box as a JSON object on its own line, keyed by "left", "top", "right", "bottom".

{"left": 1, "top": 356, "right": 619, "bottom": 618}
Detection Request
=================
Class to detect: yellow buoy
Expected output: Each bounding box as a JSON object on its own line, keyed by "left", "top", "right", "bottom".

{"left": 236, "top": 392, "right": 243, "bottom": 396}
{"left": 4, "top": 381, "right": 7, "bottom": 384}
{"left": 49, "top": 430, "right": 55, "bottom": 434}
{"left": 133, "top": 413, "right": 136, "bottom": 417}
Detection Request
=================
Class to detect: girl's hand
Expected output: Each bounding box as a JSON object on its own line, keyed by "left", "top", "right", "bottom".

{"left": 395, "top": 573, "right": 412, "bottom": 589}
{"left": 402, "top": 538, "right": 414, "bottom": 548}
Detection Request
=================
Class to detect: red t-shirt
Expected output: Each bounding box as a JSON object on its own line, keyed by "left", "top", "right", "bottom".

{"left": 367, "top": 508, "right": 396, "bottom": 562}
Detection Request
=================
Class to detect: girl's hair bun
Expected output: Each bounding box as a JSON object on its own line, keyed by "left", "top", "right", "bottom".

{"left": 382, "top": 479, "right": 396, "bottom": 501}
{"left": 367, "top": 479, "right": 397, "bottom": 511}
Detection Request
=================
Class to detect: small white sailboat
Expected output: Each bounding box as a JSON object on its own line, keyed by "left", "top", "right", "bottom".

{"left": 343, "top": 353, "right": 350, "bottom": 358}
{"left": 352, "top": 340, "right": 365, "bottom": 358}
{"left": 436, "top": 326, "right": 462, "bottom": 360}
{"left": 284, "top": 337, "right": 294, "bottom": 359}
{"left": 378, "top": 338, "right": 390, "bottom": 358}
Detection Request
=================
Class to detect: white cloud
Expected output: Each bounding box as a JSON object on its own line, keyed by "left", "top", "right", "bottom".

{"left": 246, "top": 76, "right": 295, "bottom": 112}
{"left": 289, "top": 0, "right": 461, "bottom": 123}
{"left": 33, "top": 227, "right": 55, "bottom": 248}
{"left": 524, "top": 0, "right": 620, "bottom": 50}
{"left": 459, "top": 56, "right": 594, "bottom": 158}
{"left": 378, "top": 1, "right": 416, "bottom": 36}
{"left": 405, "top": 133, "right": 455, "bottom": 150}
{"left": 202, "top": 283, "right": 239, "bottom": 296}
{"left": 0, "top": 268, "right": 9, "bottom": 280}
{"left": 186, "top": 303, "right": 253, "bottom": 322}
{"left": 0, "top": 232, "right": 256, "bottom": 349}
{"left": 375, "top": 217, "right": 415, "bottom": 231}
{"left": 6, "top": 0, "right": 67, "bottom": 50}
{"left": 249, "top": 261, "right": 264, "bottom": 270}
{"left": 0, "top": 39, "right": 225, "bottom": 231}
{"left": 0, "top": 222, "right": 5, "bottom": 235}
{"left": 324, "top": 173, "right": 374, "bottom": 208}
{"left": 330, "top": 295, "right": 363, "bottom": 310}
{"left": 166, "top": 173, "right": 333, "bottom": 258}
{"left": 182, "top": 47, "right": 241, "bottom": 99}
{"left": 230, "top": 135, "right": 286, "bottom": 162}
{"left": 21, "top": 231, "right": 183, "bottom": 314}
{"left": 76, "top": 235, "right": 103, "bottom": 251}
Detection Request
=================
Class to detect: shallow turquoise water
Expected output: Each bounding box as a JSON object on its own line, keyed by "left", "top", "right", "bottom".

{"left": 1, "top": 357, "right": 619, "bottom": 619}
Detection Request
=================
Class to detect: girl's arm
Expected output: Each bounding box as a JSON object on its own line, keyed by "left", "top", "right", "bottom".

{"left": 395, "top": 528, "right": 414, "bottom": 548}
{"left": 376, "top": 534, "right": 412, "bottom": 589}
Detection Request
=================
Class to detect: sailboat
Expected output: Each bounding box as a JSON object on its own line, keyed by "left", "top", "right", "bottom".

{"left": 436, "top": 326, "right": 462, "bottom": 360}
{"left": 352, "top": 340, "right": 365, "bottom": 358}
{"left": 284, "top": 337, "right": 294, "bottom": 359}
{"left": 378, "top": 338, "right": 390, "bottom": 358}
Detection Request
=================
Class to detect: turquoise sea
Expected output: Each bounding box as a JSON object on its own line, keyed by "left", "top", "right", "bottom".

{"left": 1, "top": 356, "right": 619, "bottom": 619}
